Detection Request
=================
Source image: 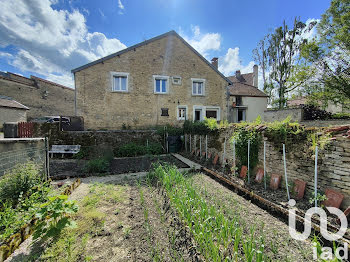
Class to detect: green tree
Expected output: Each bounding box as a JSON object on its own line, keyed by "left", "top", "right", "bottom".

{"left": 301, "top": 0, "right": 350, "bottom": 108}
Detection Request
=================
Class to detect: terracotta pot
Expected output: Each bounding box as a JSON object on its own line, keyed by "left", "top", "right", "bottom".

{"left": 240, "top": 165, "right": 248, "bottom": 179}
{"left": 270, "top": 174, "right": 282, "bottom": 190}
{"left": 322, "top": 188, "right": 344, "bottom": 209}
{"left": 254, "top": 168, "right": 264, "bottom": 183}
{"left": 293, "top": 179, "right": 306, "bottom": 200}
{"left": 212, "top": 155, "right": 219, "bottom": 165}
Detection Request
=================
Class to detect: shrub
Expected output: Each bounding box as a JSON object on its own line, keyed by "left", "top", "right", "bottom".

{"left": 331, "top": 112, "right": 350, "bottom": 119}
{"left": 84, "top": 158, "right": 110, "bottom": 173}
{"left": 0, "top": 162, "right": 43, "bottom": 207}
{"left": 302, "top": 105, "right": 332, "bottom": 120}
{"left": 156, "top": 125, "right": 183, "bottom": 136}
{"left": 114, "top": 142, "right": 163, "bottom": 157}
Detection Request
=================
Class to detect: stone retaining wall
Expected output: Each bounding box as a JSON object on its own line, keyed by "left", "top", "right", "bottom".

{"left": 186, "top": 128, "right": 350, "bottom": 209}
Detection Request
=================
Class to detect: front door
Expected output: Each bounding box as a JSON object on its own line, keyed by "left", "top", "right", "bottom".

{"left": 195, "top": 109, "right": 202, "bottom": 121}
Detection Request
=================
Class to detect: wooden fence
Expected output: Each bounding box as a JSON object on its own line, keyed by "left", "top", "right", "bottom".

{"left": 18, "top": 122, "right": 34, "bottom": 138}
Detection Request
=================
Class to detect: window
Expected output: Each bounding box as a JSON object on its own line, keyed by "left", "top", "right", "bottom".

{"left": 161, "top": 108, "right": 169, "bottom": 116}
{"left": 177, "top": 106, "right": 187, "bottom": 120}
{"left": 237, "top": 109, "right": 246, "bottom": 122}
{"left": 153, "top": 75, "right": 169, "bottom": 94}
{"left": 172, "top": 76, "right": 182, "bottom": 85}
{"left": 191, "top": 78, "right": 205, "bottom": 96}
{"left": 236, "top": 96, "right": 243, "bottom": 106}
{"left": 111, "top": 72, "right": 129, "bottom": 92}
{"left": 205, "top": 107, "right": 220, "bottom": 121}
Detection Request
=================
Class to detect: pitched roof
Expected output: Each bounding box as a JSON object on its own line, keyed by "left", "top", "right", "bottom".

{"left": 227, "top": 73, "right": 254, "bottom": 85}
{"left": 229, "top": 82, "right": 268, "bottom": 97}
{"left": 0, "top": 96, "right": 29, "bottom": 110}
{"left": 71, "top": 30, "right": 232, "bottom": 84}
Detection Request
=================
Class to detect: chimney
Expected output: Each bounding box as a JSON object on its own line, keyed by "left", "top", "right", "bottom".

{"left": 211, "top": 57, "right": 218, "bottom": 69}
{"left": 235, "top": 70, "right": 241, "bottom": 81}
{"left": 253, "top": 64, "right": 258, "bottom": 87}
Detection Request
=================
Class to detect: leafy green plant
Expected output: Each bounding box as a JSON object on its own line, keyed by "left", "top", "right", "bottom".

{"left": 84, "top": 157, "right": 110, "bottom": 173}
{"left": 309, "top": 192, "right": 328, "bottom": 206}
{"left": 0, "top": 162, "right": 43, "bottom": 207}
{"left": 232, "top": 126, "right": 262, "bottom": 171}
{"left": 331, "top": 112, "right": 350, "bottom": 119}
{"left": 33, "top": 195, "right": 78, "bottom": 241}
{"left": 114, "top": 142, "right": 162, "bottom": 157}
{"left": 147, "top": 164, "right": 268, "bottom": 261}
{"left": 73, "top": 147, "right": 92, "bottom": 159}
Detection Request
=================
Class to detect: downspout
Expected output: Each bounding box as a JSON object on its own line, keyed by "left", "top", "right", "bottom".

{"left": 73, "top": 72, "right": 77, "bottom": 116}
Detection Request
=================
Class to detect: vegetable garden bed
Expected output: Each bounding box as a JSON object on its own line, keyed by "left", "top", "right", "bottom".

{"left": 5, "top": 164, "right": 341, "bottom": 261}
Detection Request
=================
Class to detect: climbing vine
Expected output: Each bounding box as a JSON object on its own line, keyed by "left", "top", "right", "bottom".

{"left": 232, "top": 126, "right": 262, "bottom": 170}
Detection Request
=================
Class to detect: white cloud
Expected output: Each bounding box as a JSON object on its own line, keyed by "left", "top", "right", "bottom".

{"left": 118, "top": 0, "right": 125, "bottom": 14}
{"left": 0, "top": 52, "right": 12, "bottom": 58}
{"left": 0, "top": 0, "right": 127, "bottom": 88}
{"left": 180, "top": 25, "right": 221, "bottom": 58}
{"left": 218, "top": 47, "right": 255, "bottom": 77}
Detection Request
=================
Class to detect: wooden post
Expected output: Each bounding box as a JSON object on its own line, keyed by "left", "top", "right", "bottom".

{"left": 200, "top": 136, "right": 202, "bottom": 156}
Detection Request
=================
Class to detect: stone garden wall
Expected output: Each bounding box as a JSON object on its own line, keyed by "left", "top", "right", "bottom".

{"left": 186, "top": 127, "right": 350, "bottom": 209}
{"left": 0, "top": 138, "right": 46, "bottom": 177}
{"left": 32, "top": 122, "right": 162, "bottom": 149}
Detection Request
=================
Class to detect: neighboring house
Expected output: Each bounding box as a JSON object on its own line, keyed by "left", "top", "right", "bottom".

{"left": 72, "top": 30, "right": 232, "bottom": 130}
{"left": 0, "top": 72, "right": 74, "bottom": 119}
{"left": 0, "top": 96, "right": 29, "bottom": 128}
{"left": 227, "top": 67, "right": 268, "bottom": 122}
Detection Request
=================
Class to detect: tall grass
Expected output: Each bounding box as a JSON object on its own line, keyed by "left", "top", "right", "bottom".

{"left": 147, "top": 164, "right": 268, "bottom": 261}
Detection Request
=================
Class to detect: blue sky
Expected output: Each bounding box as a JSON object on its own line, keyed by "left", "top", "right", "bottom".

{"left": 0, "top": 0, "right": 331, "bottom": 88}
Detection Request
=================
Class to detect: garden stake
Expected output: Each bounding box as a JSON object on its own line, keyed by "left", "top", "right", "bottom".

{"left": 283, "top": 144, "right": 290, "bottom": 201}
{"left": 223, "top": 136, "right": 226, "bottom": 167}
{"left": 233, "top": 139, "right": 236, "bottom": 172}
{"left": 314, "top": 145, "right": 318, "bottom": 208}
{"left": 200, "top": 136, "right": 202, "bottom": 156}
{"left": 190, "top": 134, "right": 192, "bottom": 152}
{"left": 264, "top": 141, "right": 266, "bottom": 190}
{"left": 206, "top": 135, "right": 208, "bottom": 159}
{"left": 166, "top": 132, "right": 169, "bottom": 153}
{"left": 247, "top": 139, "right": 250, "bottom": 184}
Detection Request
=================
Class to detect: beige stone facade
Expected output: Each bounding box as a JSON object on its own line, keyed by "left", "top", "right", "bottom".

{"left": 0, "top": 73, "right": 74, "bottom": 119}
{"left": 73, "top": 31, "right": 230, "bottom": 130}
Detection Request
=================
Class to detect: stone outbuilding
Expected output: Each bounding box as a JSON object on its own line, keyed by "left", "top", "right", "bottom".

{"left": 0, "top": 96, "right": 29, "bottom": 128}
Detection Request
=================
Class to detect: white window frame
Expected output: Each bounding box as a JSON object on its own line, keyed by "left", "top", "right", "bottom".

{"left": 177, "top": 105, "right": 188, "bottom": 120}
{"left": 172, "top": 76, "right": 182, "bottom": 85}
{"left": 110, "top": 72, "right": 129, "bottom": 92}
{"left": 153, "top": 75, "right": 169, "bottom": 94}
{"left": 191, "top": 78, "right": 206, "bottom": 96}
{"left": 205, "top": 106, "right": 221, "bottom": 121}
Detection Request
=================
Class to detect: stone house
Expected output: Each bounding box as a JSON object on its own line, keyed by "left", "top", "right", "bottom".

{"left": 227, "top": 67, "right": 268, "bottom": 122}
{"left": 0, "top": 72, "right": 74, "bottom": 120}
{"left": 0, "top": 96, "right": 29, "bottom": 128}
{"left": 72, "top": 30, "right": 268, "bottom": 129}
